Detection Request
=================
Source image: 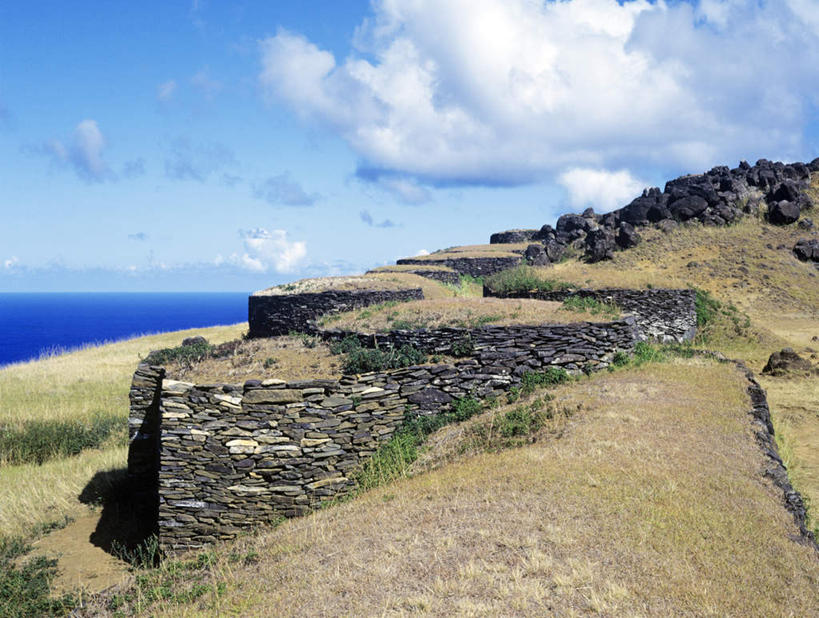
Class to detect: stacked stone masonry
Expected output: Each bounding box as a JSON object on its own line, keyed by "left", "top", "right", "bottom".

{"left": 395, "top": 255, "right": 522, "bottom": 278}
{"left": 130, "top": 318, "right": 640, "bottom": 552}
{"left": 248, "top": 288, "right": 424, "bottom": 338}
{"left": 485, "top": 287, "right": 697, "bottom": 343}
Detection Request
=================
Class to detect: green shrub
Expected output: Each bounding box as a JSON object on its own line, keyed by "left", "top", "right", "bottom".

{"left": 0, "top": 537, "right": 76, "bottom": 617}
{"left": 694, "top": 288, "right": 720, "bottom": 329}
{"left": 450, "top": 335, "right": 474, "bottom": 357}
{"left": 484, "top": 265, "right": 573, "bottom": 296}
{"left": 342, "top": 344, "right": 427, "bottom": 374}
{"left": 499, "top": 406, "right": 547, "bottom": 438}
{"left": 144, "top": 341, "right": 214, "bottom": 366}
{"left": 521, "top": 368, "right": 570, "bottom": 392}
{"left": 560, "top": 295, "right": 619, "bottom": 317}
{"left": 329, "top": 335, "right": 363, "bottom": 355}
{"left": 0, "top": 412, "right": 124, "bottom": 466}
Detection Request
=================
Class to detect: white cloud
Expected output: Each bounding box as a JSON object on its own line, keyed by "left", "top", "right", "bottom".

{"left": 414, "top": 249, "right": 430, "bottom": 256}
{"left": 3, "top": 256, "right": 19, "bottom": 270}
{"left": 558, "top": 168, "right": 646, "bottom": 212}
{"left": 233, "top": 228, "right": 307, "bottom": 273}
{"left": 259, "top": 0, "right": 819, "bottom": 186}
{"left": 46, "top": 119, "right": 111, "bottom": 182}
{"left": 157, "top": 79, "right": 177, "bottom": 101}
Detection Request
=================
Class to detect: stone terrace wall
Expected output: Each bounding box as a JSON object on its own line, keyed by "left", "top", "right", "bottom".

{"left": 396, "top": 255, "right": 522, "bottom": 278}
{"left": 248, "top": 288, "right": 423, "bottom": 338}
{"left": 129, "top": 319, "right": 636, "bottom": 552}
{"left": 485, "top": 287, "right": 697, "bottom": 343}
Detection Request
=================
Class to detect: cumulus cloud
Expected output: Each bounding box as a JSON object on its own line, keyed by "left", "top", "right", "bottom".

{"left": 157, "top": 79, "right": 177, "bottom": 101}
{"left": 558, "top": 168, "right": 647, "bottom": 212}
{"left": 360, "top": 209, "right": 398, "bottom": 228}
{"left": 259, "top": 0, "right": 819, "bottom": 187}
{"left": 164, "top": 137, "right": 235, "bottom": 182}
{"left": 253, "top": 173, "right": 320, "bottom": 206}
{"left": 233, "top": 228, "right": 307, "bottom": 273}
{"left": 3, "top": 256, "right": 19, "bottom": 270}
{"left": 45, "top": 119, "right": 112, "bottom": 182}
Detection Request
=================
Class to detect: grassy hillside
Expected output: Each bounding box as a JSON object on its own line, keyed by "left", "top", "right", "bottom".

{"left": 0, "top": 324, "right": 246, "bottom": 540}
{"left": 85, "top": 359, "right": 819, "bottom": 616}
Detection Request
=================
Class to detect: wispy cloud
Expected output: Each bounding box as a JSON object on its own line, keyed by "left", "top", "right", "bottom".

{"left": 3, "top": 256, "right": 20, "bottom": 270}
{"left": 360, "top": 209, "right": 398, "bottom": 228}
{"left": 157, "top": 79, "right": 177, "bottom": 101}
{"left": 128, "top": 232, "right": 149, "bottom": 241}
{"left": 253, "top": 172, "right": 320, "bottom": 206}
{"left": 190, "top": 68, "right": 222, "bottom": 99}
{"left": 164, "top": 137, "right": 235, "bottom": 182}
{"left": 41, "top": 119, "right": 113, "bottom": 183}
{"left": 122, "top": 158, "right": 146, "bottom": 178}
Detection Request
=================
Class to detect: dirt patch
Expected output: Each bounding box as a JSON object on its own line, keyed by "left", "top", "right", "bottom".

{"left": 320, "top": 297, "right": 619, "bottom": 332}
{"left": 163, "top": 335, "right": 343, "bottom": 384}
{"left": 28, "top": 509, "right": 130, "bottom": 596}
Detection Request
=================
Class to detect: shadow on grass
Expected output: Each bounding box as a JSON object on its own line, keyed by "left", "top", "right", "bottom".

{"left": 79, "top": 467, "right": 158, "bottom": 561}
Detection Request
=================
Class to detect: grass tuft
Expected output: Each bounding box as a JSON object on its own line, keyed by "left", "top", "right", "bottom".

{"left": 484, "top": 265, "right": 574, "bottom": 295}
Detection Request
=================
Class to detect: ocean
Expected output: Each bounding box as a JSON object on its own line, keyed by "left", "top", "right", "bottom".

{"left": 0, "top": 293, "right": 248, "bottom": 367}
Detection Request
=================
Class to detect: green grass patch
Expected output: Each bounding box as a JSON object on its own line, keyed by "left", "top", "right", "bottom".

{"left": 484, "top": 265, "right": 573, "bottom": 296}
{"left": 329, "top": 336, "right": 428, "bottom": 374}
{"left": 0, "top": 412, "right": 124, "bottom": 466}
{"left": 560, "top": 295, "right": 620, "bottom": 318}
{"left": 144, "top": 341, "right": 214, "bottom": 365}
{"left": 693, "top": 288, "right": 752, "bottom": 344}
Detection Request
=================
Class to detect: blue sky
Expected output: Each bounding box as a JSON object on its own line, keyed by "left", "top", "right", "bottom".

{"left": 1, "top": 0, "right": 818, "bottom": 292}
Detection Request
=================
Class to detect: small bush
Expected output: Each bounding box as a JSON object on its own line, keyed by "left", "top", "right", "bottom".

{"left": 329, "top": 335, "right": 363, "bottom": 355}
{"left": 451, "top": 397, "right": 482, "bottom": 422}
{"left": 560, "top": 295, "right": 619, "bottom": 317}
{"left": 342, "top": 344, "right": 427, "bottom": 374}
{"left": 522, "top": 368, "right": 570, "bottom": 392}
{"left": 484, "top": 265, "right": 573, "bottom": 296}
{"left": 263, "top": 357, "right": 277, "bottom": 369}
{"left": 0, "top": 412, "right": 124, "bottom": 466}
{"left": 611, "top": 350, "right": 631, "bottom": 367}
{"left": 288, "top": 331, "right": 319, "bottom": 348}
{"left": 450, "top": 335, "right": 475, "bottom": 357}
{"left": 144, "top": 341, "right": 214, "bottom": 366}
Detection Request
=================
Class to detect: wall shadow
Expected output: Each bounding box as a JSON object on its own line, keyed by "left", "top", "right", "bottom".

{"left": 79, "top": 467, "right": 157, "bottom": 557}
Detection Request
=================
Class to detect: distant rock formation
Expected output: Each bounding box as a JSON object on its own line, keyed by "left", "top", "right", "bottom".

{"left": 492, "top": 158, "right": 818, "bottom": 264}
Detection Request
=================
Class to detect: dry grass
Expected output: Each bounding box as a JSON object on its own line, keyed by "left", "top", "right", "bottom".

{"left": 368, "top": 264, "right": 457, "bottom": 273}
{"left": 0, "top": 323, "right": 246, "bottom": 540}
{"left": 101, "top": 360, "right": 819, "bottom": 616}
{"left": 539, "top": 215, "right": 819, "bottom": 545}
{"left": 164, "top": 335, "right": 342, "bottom": 384}
{"left": 403, "top": 242, "right": 529, "bottom": 261}
{"left": 253, "top": 273, "right": 454, "bottom": 299}
{"left": 321, "top": 297, "right": 619, "bottom": 332}
{"left": 0, "top": 324, "right": 246, "bottom": 430}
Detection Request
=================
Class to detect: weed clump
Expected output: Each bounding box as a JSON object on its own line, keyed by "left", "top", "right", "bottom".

{"left": 144, "top": 341, "right": 214, "bottom": 366}
{"left": 0, "top": 537, "right": 76, "bottom": 617}
{"left": 560, "top": 295, "right": 620, "bottom": 318}
{"left": 330, "top": 336, "right": 427, "bottom": 374}
{"left": 484, "top": 265, "right": 573, "bottom": 296}
{"left": 0, "top": 412, "right": 124, "bottom": 466}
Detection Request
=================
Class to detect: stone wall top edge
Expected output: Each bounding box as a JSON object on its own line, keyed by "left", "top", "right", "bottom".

{"left": 250, "top": 287, "right": 424, "bottom": 299}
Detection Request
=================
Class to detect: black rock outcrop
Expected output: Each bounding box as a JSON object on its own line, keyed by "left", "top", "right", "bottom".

{"left": 492, "top": 158, "right": 816, "bottom": 264}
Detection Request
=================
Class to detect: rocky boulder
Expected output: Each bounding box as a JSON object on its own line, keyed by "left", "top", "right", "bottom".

{"left": 762, "top": 348, "right": 814, "bottom": 376}
{"left": 615, "top": 222, "right": 640, "bottom": 249}
{"left": 524, "top": 243, "right": 551, "bottom": 266}
{"left": 584, "top": 227, "right": 616, "bottom": 262}
{"left": 793, "top": 238, "right": 819, "bottom": 262}
{"left": 768, "top": 200, "right": 801, "bottom": 225}
{"left": 489, "top": 229, "right": 538, "bottom": 244}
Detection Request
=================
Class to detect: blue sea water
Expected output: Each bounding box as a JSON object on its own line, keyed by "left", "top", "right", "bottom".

{"left": 0, "top": 293, "right": 248, "bottom": 367}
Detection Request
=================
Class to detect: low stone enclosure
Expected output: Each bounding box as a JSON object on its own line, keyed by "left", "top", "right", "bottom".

{"left": 128, "top": 284, "right": 700, "bottom": 553}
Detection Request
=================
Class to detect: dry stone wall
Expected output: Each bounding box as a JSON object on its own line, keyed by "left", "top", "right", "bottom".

{"left": 396, "top": 255, "right": 522, "bottom": 278}
{"left": 248, "top": 288, "right": 423, "bottom": 338}
{"left": 485, "top": 287, "right": 697, "bottom": 343}
{"left": 129, "top": 319, "right": 636, "bottom": 552}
